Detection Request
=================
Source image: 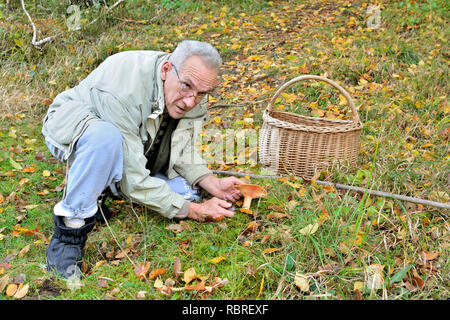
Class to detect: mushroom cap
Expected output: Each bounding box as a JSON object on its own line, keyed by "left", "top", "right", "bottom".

{"left": 235, "top": 184, "right": 268, "bottom": 198}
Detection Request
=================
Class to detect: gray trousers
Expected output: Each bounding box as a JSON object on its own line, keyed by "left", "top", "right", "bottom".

{"left": 46, "top": 120, "right": 201, "bottom": 220}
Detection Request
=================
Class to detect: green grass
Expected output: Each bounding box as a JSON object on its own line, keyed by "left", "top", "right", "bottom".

{"left": 0, "top": 0, "right": 449, "bottom": 300}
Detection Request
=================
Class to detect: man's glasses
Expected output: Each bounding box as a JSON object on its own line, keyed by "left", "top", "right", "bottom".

{"left": 172, "top": 63, "right": 212, "bottom": 102}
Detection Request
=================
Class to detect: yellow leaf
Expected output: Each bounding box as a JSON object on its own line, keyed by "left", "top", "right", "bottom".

{"left": 257, "top": 274, "right": 264, "bottom": 298}
{"left": 266, "top": 212, "right": 289, "bottom": 220}
{"left": 154, "top": 278, "right": 164, "bottom": 288}
{"left": 208, "top": 256, "right": 227, "bottom": 264}
{"left": 299, "top": 223, "right": 319, "bottom": 236}
{"left": 13, "top": 283, "right": 29, "bottom": 299}
{"left": 6, "top": 283, "right": 17, "bottom": 297}
{"left": 22, "top": 167, "right": 36, "bottom": 173}
{"left": 239, "top": 208, "right": 253, "bottom": 215}
{"left": 294, "top": 273, "right": 309, "bottom": 292}
{"left": 148, "top": 268, "right": 167, "bottom": 280}
{"left": 183, "top": 267, "right": 197, "bottom": 284}
{"left": 262, "top": 248, "right": 280, "bottom": 255}
{"left": 42, "top": 170, "right": 51, "bottom": 177}
{"left": 354, "top": 281, "right": 364, "bottom": 291}
{"left": 14, "top": 39, "right": 24, "bottom": 47}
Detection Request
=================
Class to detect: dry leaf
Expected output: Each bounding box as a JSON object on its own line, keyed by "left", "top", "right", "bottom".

{"left": 166, "top": 224, "right": 184, "bottom": 234}
{"left": 294, "top": 273, "right": 309, "bottom": 292}
{"left": 18, "top": 244, "right": 30, "bottom": 257}
{"left": 154, "top": 278, "right": 164, "bottom": 288}
{"left": 6, "top": 283, "right": 17, "bottom": 297}
{"left": 173, "top": 257, "right": 181, "bottom": 278}
{"left": 262, "top": 248, "right": 280, "bottom": 255}
{"left": 208, "top": 256, "right": 227, "bottom": 264}
{"left": 365, "top": 264, "right": 384, "bottom": 290}
{"left": 299, "top": 223, "right": 319, "bottom": 236}
{"left": 183, "top": 267, "right": 197, "bottom": 284}
{"left": 148, "top": 268, "right": 167, "bottom": 280}
{"left": 411, "top": 269, "right": 424, "bottom": 289}
{"left": 185, "top": 280, "right": 206, "bottom": 291}
{"left": 0, "top": 274, "right": 10, "bottom": 293}
{"left": 22, "top": 167, "right": 36, "bottom": 173}
{"left": 421, "top": 251, "right": 439, "bottom": 261}
{"left": 115, "top": 249, "right": 130, "bottom": 259}
{"left": 134, "top": 262, "right": 150, "bottom": 280}
{"left": 239, "top": 208, "right": 253, "bottom": 215}
{"left": 13, "top": 283, "right": 29, "bottom": 299}
{"left": 266, "top": 212, "right": 289, "bottom": 220}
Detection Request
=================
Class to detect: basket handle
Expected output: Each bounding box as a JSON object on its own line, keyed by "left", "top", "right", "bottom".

{"left": 267, "top": 75, "right": 360, "bottom": 124}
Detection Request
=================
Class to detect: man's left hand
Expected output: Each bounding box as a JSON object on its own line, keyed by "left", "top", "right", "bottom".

{"left": 198, "top": 175, "right": 243, "bottom": 202}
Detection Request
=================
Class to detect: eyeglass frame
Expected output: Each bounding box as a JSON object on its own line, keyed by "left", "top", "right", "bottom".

{"left": 171, "top": 63, "right": 213, "bottom": 102}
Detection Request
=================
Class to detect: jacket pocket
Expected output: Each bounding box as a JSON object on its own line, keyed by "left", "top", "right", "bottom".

{"left": 44, "top": 100, "right": 96, "bottom": 145}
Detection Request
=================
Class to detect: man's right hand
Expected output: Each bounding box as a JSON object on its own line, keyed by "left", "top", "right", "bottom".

{"left": 188, "top": 198, "right": 235, "bottom": 222}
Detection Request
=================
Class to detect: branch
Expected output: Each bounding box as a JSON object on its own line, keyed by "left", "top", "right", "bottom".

{"left": 20, "top": 0, "right": 126, "bottom": 49}
{"left": 212, "top": 170, "right": 450, "bottom": 210}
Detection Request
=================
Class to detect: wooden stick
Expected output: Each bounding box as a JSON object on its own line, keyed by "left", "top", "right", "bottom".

{"left": 212, "top": 170, "right": 450, "bottom": 210}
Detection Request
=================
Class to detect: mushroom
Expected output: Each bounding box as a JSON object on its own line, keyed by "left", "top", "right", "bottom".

{"left": 235, "top": 184, "right": 268, "bottom": 209}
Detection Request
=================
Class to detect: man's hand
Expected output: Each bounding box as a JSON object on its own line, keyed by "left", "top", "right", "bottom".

{"left": 188, "top": 198, "right": 235, "bottom": 222}
{"left": 198, "top": 175, "right": 244, "bottom": 202}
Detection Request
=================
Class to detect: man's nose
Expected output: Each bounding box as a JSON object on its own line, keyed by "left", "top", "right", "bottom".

{"left": 183, "top": 95, "right": 197, "bottom": 109}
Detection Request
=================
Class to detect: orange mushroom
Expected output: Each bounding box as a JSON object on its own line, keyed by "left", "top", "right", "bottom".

{"left": 235, "top": 184, "right": 268, "bottom": 209}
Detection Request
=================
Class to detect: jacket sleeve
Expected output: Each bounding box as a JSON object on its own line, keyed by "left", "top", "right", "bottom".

{"left": 90, "top": 88, "right": 188, "bottom": 219}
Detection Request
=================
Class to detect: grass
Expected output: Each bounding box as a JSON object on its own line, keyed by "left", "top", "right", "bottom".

{"left": 0, "top": 0, "right": 449, "bottom": 300}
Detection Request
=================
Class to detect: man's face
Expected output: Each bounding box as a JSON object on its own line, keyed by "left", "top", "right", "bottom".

{"left": 161, "top": 55, "right": 218, "bottom": 119}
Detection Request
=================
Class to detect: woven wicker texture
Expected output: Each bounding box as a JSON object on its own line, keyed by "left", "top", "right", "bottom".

{"left": 259, "top": 75, "right": 363, "bottom": 180}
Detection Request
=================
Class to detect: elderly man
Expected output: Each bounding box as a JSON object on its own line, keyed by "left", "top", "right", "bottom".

{"left": 42, "top": 40, "right": 243, "bottom": 279}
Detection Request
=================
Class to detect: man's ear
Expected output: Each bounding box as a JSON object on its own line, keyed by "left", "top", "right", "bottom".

{"left": 160, "top": 61, "right": 171, "bottom": 81}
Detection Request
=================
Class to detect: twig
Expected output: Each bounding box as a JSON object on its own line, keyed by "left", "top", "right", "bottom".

{"left": 212, "top": 170, "right": 450, "bottom": 210}
{"left": 20, "top": 0, "right": 57, "bottom": 48}
{"left": 20, "top": 0, "right": 126, "bottom": 49}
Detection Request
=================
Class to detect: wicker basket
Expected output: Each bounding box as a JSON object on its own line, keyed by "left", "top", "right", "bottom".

{"left": 259, "top": 75, "right": 363, "bottom": 180}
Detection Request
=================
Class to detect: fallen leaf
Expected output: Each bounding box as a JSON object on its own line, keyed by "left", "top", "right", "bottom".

{"left": 148, "top": 268, "right": 167, "bottom": 280}
{"left": 6, "top": 283, "right": 17, "bottom": 297}
{"left": 294, "top": 273, "right": 309, "bottom": 292}
{"left": 183, "top": 267, "right": 197, "bottom": 284}
{"left": 262, "top": 248, "right": 280, "bottom": 255}
{"left": 166, "top": 224, "right": 184, "bottom": 234}
{"left": 266, "top": 212, "right": 289, "bottom": 220}
{"left": 154, "top": 278, "right": 164, "bottom": 288}
{"left": 115, "top": 248, "right": 130, "bottom": 259}
{"left": 185, "top": 280, "right": 206, "bottom": 291}
{"left": 365, "top": 264, "right": 384, "bottom": 290}
{"left": 421, "top": 251, "right": 439, "bottom": 261}
{"left": 97, "top": 280, "right": 108, "bottom": 288}
{"left": 13, "top": 283, "right": 29, "bottom": 299}
{"left": 18, "top": 244, "right": 31, "bottom": 257}
{"left": 134, "top": 262, "right": 150, "bottom": 280}
{"left": 411, "top": 269, "right": 424, "bottom": 289}
{"left": 173, "top": 257, "right": 181, "bottom": 278}
{"left": 22, "top": 167, "right": 36, "bottom": 173}
{"left": 0, "top": 275, "right": 10, "bottom": 293}
{"left": 299, "top": 222, "right": 319, "bottom": 236}
{"left": 239, "top": 208, "right": 253, "bottom": 215}
{"left": 208, "top": 256, "right": 227, "bottom": 264}
{"left": 42, "top": 170, "right": 51, "bottom": 177}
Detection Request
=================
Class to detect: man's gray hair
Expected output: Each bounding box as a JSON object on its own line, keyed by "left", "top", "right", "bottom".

{"left": 169, "top": 40, "right": 222, "bottom": 71}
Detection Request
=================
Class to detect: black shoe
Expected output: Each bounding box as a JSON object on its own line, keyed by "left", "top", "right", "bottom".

{"left": 46, "top": 215, "right": 96, "bottom": 279}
